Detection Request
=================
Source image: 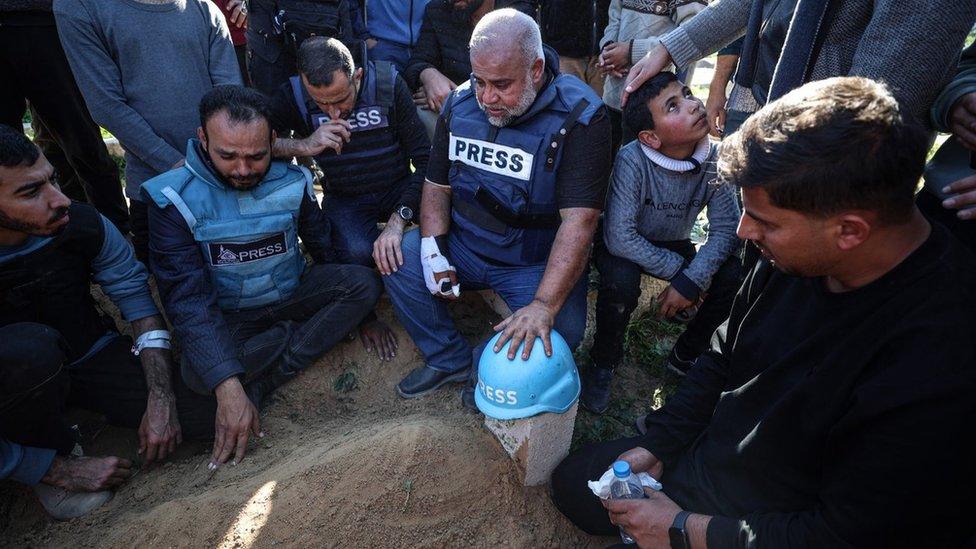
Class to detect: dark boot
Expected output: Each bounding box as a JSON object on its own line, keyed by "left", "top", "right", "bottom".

{"left": 580, "top": 364, "right": 614, "bottom": 414}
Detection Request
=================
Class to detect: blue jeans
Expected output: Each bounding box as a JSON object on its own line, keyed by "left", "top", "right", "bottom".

{"left": 368, "top": 38, "right": 411, "bottom": 72}
{"left": 384, "top": 229, "right": 589, "bottom": 374}
{"left": 323, "top": 177, "right": 409, "bottom": 266}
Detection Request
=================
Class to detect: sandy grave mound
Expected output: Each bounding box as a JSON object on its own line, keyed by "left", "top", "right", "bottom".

{"left": 1, "top": 294, "right": 609, "bottom": 548}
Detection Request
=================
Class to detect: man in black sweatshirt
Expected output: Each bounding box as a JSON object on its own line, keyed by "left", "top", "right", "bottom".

{"left": 550, "top": 76, "right": 976, "bottom": 548}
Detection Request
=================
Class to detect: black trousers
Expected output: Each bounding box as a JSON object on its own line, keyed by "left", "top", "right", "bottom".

{"left": 590, "top": 235, "right": 744, "bottom": 368}
{"left": 0, "top": 323, "right": 216, "bottom": 455}
{"left": 0, "top": 18, "right": 129, "bottom": 234}
{"left": 550, "top": 435, "right": 651, "bottom": 536}
{"left": 180, "top": 263, "right": 382, "bottom": 394}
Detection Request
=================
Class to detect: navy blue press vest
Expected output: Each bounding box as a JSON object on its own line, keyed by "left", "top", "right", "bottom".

{"left": 290, "top": 60, "right": 408, "bottom": 195}
{"left": 445, "top": 75, "right": 602, "bottom": 265}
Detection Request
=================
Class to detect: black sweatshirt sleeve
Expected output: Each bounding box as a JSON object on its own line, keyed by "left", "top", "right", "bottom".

{"left": 392, "top": 74, "right": 431, "bottom": 213}
{"left": 297, "top": 191, "right": 335, "bottom": 264}
{"left": 638, "top": 261, "right": 770, "bottom": 464}
{"left": 425, "top": 112, "right": 450, "bottom": 186}
{"left": 706, "top": 319, "right": 976, "bottom": 548}
{"left": 403, "top": 5, "right": 441, "bottom": 90}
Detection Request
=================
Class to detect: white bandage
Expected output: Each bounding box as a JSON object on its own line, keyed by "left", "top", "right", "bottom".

{"left": 131, "top": 330, "right": 172, "bottom": 356}
{"left": 420, "top": 236, "right": 460, "bottom": 297}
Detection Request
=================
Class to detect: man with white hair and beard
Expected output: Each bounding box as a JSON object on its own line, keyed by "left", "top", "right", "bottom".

{"left": 384, "top": 9, "right": 611, "bottom": 408}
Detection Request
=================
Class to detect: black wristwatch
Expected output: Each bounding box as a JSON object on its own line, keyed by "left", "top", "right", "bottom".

{"left": 396, "top": 204, "right": 414, "bottom": 223}
{"left": 669, "top": 510, "right": 691, "bottom": 549}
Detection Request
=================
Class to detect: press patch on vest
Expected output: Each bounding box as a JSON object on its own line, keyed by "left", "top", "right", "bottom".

{"left": 208, "top": 233, "right": 288, "bottom": 266}
{"left": 448, "top": 135, "right": 533, "bottom": 181}
{"left": 312, "top": 106, "right": 389, "bottom": 132}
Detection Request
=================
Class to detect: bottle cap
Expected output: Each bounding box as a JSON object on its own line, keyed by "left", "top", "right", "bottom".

{"left": 612, "top": 460, "right": 631, "bottom": 478}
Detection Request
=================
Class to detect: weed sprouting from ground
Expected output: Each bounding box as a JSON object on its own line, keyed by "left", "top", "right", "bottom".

{"left": 572, "top": 309, "right": 685, "bottom": 451}
{"left": 333, "top": 367, "right": 359, "bottom": 394}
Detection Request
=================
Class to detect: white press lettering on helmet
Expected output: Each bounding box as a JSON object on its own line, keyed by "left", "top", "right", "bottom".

{"left": 475, "top": 330, "right": 580, "bottom": 420}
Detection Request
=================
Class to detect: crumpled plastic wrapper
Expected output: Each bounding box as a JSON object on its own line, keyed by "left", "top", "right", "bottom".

{"left": 588, "top": 467, "right": 663, "bottom": 499}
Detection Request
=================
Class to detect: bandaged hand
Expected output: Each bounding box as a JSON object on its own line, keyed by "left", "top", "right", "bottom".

{"left": 420, "top": 235, "right": 459, "bottom": 299}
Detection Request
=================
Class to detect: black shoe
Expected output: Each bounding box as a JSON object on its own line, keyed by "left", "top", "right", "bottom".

{"left": 580, "top": 365, "right": 614, "bottom": 414}
{"left": 396, "top": 365, "right": 469, "bottom": 398}
{"left": 460, "top": 385, "right": 479, "bottom": 412}
{"left": 244, "top": 375, "right": 279, "bottom": 409}
{"left": 665, "top": 348, "right": 696, "bottom": 377}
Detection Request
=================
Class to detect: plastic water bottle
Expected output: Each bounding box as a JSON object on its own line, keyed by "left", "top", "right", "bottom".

{"left": 609, "top": 460, "right": 647, "bottom": 544}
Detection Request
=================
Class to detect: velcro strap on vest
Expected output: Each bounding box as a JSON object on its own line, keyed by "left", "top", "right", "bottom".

{"left": 544, "top": 99, "right": 590, "bottom": 172}
{"left": 452, "top": 188, "right": 562, "bottom": 232}
{"left": 161, "top": 186, "right": 198, "bottom": 230}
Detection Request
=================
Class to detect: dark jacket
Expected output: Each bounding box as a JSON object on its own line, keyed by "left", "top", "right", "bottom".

{"left": 539, "top": 0, "right": 610, "bottom": 58}
{"left": 147, "top": 144, "right": 333, "bottom": 391}
{"left": 403, "top": 0, "right": 537, "bottom": 89}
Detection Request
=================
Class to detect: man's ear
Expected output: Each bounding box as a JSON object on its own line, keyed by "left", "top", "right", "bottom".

{"left": 531, "top": 57, "right": 545, "bottom": 85}
{"left": 270, "top": 129, "right": 277, "bottom": 149}
{"left": 197, "top": 126, "right": 207, "bottom": 149}
{"left": 354, "top": 67, "right": 364, "bottom": 85}
{"left": 637, "top": 129, "right": 662, "bottom": 150}
{"left": 834, "top": 213, "right": 873, "bottom": 251}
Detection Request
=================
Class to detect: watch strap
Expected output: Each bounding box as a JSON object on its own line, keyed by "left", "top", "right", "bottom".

{"left": 669, "top": 510, "right": 692, "bottom": 549}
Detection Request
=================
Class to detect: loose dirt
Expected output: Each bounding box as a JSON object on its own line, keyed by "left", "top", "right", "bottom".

{"left": 1, "top": 293, "right": 616, "bottom": 548}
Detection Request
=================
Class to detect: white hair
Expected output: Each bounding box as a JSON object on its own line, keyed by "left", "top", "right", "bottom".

{"left": 469, "top": 8, "right": 544, "bottom": 69}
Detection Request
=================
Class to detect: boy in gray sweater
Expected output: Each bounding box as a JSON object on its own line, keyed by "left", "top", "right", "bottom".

{"left": 582, "top": 72, "right": 742, "bottom": 414}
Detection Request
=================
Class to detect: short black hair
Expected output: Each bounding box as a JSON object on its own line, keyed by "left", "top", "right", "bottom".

{"left": 198, "top": 85, "right": 272, "bottom": 132}
{"left": 718, "top": 77, "right": 929, "bottom": 225}
{"left": 623, "top": 71, "right": 680, "bottom": 133}
{"left": 298, "top": 37, "right": 355, "bottom": 87}
{"left": 0, "top": 124, "right": 39, "bottom": 168}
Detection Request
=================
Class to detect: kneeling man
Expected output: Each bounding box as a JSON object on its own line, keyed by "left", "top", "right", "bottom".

{"left": 384, "top": 9, "right": 611, "bottom": 406}
{"left": 144, "top": 86, "right": 381, "bottom": 469}
{"left": 0, "top": 125, "right": 213, "bottom": 519}
{"left": 551, "top": 77, "right": 976, "bottom": 547}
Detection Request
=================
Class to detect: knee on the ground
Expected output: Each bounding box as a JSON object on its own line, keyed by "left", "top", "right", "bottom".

{"left": 0, "top": 323, "right": 68, "bottom": 389}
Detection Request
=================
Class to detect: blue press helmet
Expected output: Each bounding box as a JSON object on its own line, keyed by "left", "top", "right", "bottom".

{"left": 474, "top": 330, "right": 581, "bottom": 420}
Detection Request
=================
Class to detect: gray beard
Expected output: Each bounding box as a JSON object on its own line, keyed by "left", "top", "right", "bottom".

{"left": 477, "top": 79, "right": 538, "bottom": 127}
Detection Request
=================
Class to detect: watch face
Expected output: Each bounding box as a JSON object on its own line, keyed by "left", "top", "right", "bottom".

{"left": 399, "top": 206, "right": 414, "bottom": 221}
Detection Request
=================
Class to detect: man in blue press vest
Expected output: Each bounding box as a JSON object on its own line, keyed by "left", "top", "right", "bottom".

{"left": 384, "top": 9, "right": 612, "bottom": 407}
{"left": 143, "top": 86, "right": 382, "bottom": 470}
{"left": 269, "top": 37, "right": 431, "bottom": 361}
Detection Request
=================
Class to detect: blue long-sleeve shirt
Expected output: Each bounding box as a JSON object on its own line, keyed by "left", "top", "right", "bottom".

{"left": 0, "top": 212, "right": 159, "bottom": 362}
{"left": 366, "top": 0, "right": 430, "bottom": 47}
{"left": 147, "top": 156, "right": 334, "bottom": 392}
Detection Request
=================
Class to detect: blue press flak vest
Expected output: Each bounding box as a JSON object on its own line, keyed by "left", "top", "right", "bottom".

{"left": 444, "top": 74, "right": 602, "bottom": 265}
{"left": 142, "top": 144, "right": 313, "bottom": 310}
{"left": 290, "top": 60, "right": 408, "bottom": 195}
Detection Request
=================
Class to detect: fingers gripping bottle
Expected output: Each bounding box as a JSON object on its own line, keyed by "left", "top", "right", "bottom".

{"left": 609, "top": 460, "right": 647, "bottom": 544}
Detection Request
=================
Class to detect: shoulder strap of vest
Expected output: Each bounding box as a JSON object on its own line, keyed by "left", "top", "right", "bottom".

{"left": 161, "top": 186, "right": 198, "bottom": 230}
{"left": 297, "top": 165, "right": 316, "bottom": 201}
{"left": 372, "top": 61, "right": 396, "bottom": 107}
{"left": 544, "top": 99, "right": 590, "bottom": 173}
{"left": 290, "top": 76, "right": 312, "bottom": 126}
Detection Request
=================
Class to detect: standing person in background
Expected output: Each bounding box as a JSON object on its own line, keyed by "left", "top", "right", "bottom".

{"left": 53, "top": 0, "right": 243, "bottom": 263}
{"left": 597, "top": 0, "right": 707, "bottom": 153}
{"left": 211, "top": 0, "right": 251, "bottom": 87}
{"left": 0, "top": 1, "right": 129, "bottom": 235}
{"left": 539, "top": 0, "right": 611, "bottom": 97}
{"left": 703, "top": 37, "right": 748, "bottom": 138}
{"left": 918, "top": 41, "right": 976, "bottom": 252}
{"left": 365, "top": 0, "right": 432, "bottom": 72}
{"left": 246, "top": 0, "right": 369, "bottom": 97}
{"left": 403, "top": 0, "right": 537, "bottom": 139}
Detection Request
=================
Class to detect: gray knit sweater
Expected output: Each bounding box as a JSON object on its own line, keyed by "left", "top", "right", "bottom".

{"left": 659, "top": 0, "right": 976, "bottom": 126}
{"left": 604, "top": 138, "right": 740, "bottom": 299}
{"left": 53, "top": 0, "right": 242, "bottom": 198}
